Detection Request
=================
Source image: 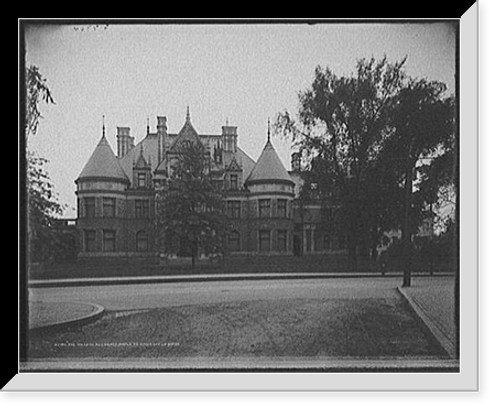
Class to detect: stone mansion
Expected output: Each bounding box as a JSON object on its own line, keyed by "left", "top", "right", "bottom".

{"left": 75, "top": 109, "right": 344, "bottom": 260}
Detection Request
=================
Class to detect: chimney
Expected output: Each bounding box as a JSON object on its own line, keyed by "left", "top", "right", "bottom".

{"left": 157, "top": 116, "right": 167, "bottom": 163}
{"left": 117, "top": 127, "right": 134, "bottom": 158}
{"left": 222, "top": 124, "right": 237, "bottom": 153}
{"left": 291, "top": 151, "right": 302, "bottom": 171}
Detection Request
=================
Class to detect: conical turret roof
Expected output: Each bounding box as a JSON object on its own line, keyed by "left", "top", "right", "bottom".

{"left": 77, "top": 136, "right": 129, "bottom": 183}
{"left": 245, "top": 138, "right": 293, "bottom": 185}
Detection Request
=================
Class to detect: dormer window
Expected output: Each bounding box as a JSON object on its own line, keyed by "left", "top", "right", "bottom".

{"left": 230, "top": 174, "right": 238, "bottom": 189}
{"left": 137, "top": 172, "right": 147, "bottom": 188}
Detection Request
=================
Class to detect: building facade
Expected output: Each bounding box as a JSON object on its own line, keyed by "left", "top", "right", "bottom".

{"left": 75, "top": 109, "right": 344, "bottom": 260}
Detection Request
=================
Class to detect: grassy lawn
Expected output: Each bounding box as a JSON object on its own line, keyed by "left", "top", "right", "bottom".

{"left": 28, "top": 254, "right": 456, "bottom": 280}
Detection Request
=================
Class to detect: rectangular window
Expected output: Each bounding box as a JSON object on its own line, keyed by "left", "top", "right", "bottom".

{"left": 136, "top": 231, "right": 148, "bottom": 252}
{"left": 103, "top": 197, "right": 116, "bottom": 217}
{"left": 259, "top": 230, "right": 271, "bottom": 252}
{"left": 277, "top": 230, "right": 287, "bottom": 251}
{"left": 215, "top": 180, "right": 224, "bottom": 191}
{"left": 84, "top": 230, "right": 96, "bottom": 252}
{"left": 135, "top": 199, "right": 149, "bottom": 218}
{"left": 103, "top": 230, "right": 116, "bottom": 252}
{"left": 258, "top": 199, "right": 271, "bottom": 218}
{"left": 323, "top": 234, "right": 331, "bottom": 251}
{"left": 305, "top": 228, "right": 312, "bottom": 252}
{"left": 227, "top": 200, "right": 241, "bottom": 218}
{"left": 339, "top": 233, "right": 346, "bottom": 250}
{"left": 84, "top": 197, "right": 96, "bottom": 218}
{"left": 230, "top": 174, "right": 238, "bottom": 189}
{"left": 228, "top": 231, "right": 240, "bottom": 252}
{"left": 277, "top": 199, "right": 287, "bottom": 218}
{"left": 137, "top": 172, "right": 147, "bottom": 188}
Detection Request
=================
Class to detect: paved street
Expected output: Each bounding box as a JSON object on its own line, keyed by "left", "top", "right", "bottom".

{"left": 30, "top": 276, "right": 450, "bottom": 311}
{"left": 26, "top": 276, "right": 456, "bottom": 369}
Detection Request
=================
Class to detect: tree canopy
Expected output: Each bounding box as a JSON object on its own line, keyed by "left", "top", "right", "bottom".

{"left": 25, "top": 65, "right": 68, "bottom": 262}
{"left": 25, "top": 65, "right": 55, "bottom": 137}
{"left": 276, "top": 57, "right": 456, "bottom": 269}
{"left": 155, "top": 141, "right": 227, "bottom": 267}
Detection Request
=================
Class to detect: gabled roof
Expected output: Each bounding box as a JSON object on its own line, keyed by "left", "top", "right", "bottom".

{"left": 77, "top": 136, "right": 129, "bottom": 183}
{"left": 226, "top": 155, "right": 242, "bottom": 171}
{"left": 237, "top": 147, "right": 256, "bottom": 182}
{"left": 169, "top": 110, "right": 204, "bottom": 152}
{"left": 119, "top": 132, "right": 159, "bottom": 181}
{"left": 245, "top": 138, "right": 293, "bottom": 185}
{"left": 134, "top": 144, "right": 150, "bottom": 169}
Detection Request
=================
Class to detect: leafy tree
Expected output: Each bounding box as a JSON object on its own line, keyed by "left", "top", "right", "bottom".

{"left": 414, "top": 95, "right": 457, "bottom": 234}
{"left": 386, "top": 79, "right": 455, "bottom": 284}
{"left": 25, "top": 65, "right": 54, "bottom": 136}
{"left": 24, "top": 65, "right": 66, "bottom": 262}
{"left": 276, "top": 57, "right": 407, "bottom": 268}
{"left": 155, "top": 140, "right": 227, "bottom": 268}
{"left": 276, "top": 57, "right": 456, "bottom": 273}
{"left": 27, "top": 154, "right": 64, "bottom": 261}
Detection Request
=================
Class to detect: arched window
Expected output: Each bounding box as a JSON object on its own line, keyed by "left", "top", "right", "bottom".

{"left": 228, "top": 230, "right": 240, "bottom": 252}
{"left": 136, "top": 231, "right": 148, "bottom": 252}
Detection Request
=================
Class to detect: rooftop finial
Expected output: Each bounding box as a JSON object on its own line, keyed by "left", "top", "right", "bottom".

{"left": 147, "top": 117, "right": 150, "bottom": 134}
{"left": 267, "top": 117, "right": 271, "bottom": 143}
{"left": 186, "top": 105, "right": 191, "bottom": 122}
{"left": 102, "top": 115, "right": 106, "bottom": 138}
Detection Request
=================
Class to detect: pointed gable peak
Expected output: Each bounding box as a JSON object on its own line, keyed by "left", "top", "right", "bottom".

{"left": 134, "top": 144, "right": 149, "bottom": 169}
{"left": 227, "top": 154, "right": 242, "bottom": 171}
{"left": 170, "top": 107, "right": 203, "bottom": 151}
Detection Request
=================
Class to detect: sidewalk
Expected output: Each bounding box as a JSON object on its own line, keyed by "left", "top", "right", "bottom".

{"left": 28, "top": 271, "right": 454, "bottom": 288}
{"left": 398, "top": 277, "right": 457, "bottom": 358}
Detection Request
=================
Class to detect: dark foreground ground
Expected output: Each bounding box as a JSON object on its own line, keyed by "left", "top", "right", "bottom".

{"left": 28, "top": 295, "right": 448, "bottom": 361}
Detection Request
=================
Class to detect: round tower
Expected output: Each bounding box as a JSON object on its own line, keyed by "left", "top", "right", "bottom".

{"left": 75, "top": 125, "right": 130, "bottom": 258}
{"left": 244, "top": 122, "right": 295, "bottom": 255}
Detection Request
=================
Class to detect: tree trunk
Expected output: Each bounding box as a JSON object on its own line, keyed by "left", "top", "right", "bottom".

{"left": 370, "top": 227, "right": 380, "bottom": 262}
{"left": 347, "top": 235, "right": 357, "bottom": 270}
{"left": 371, "top": 243, "right": 378, "bottom": 262}
{"left": 402, "top": 164, "right": 414, "bottom": 287}
{"left": 346, "top": 209, "right": 358, "bottom": 270}
{"left": 191, "top": 238, "right": 197, "bottom": 269}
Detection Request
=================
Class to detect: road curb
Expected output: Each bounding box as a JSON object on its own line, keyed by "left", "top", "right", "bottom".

{"left": 29, "top": 302, "right": 105, "bottom": 334}
{"left": 29, "top": 272, "right": 455, "bottom": 289}
{"left": 397, "top": 286, "right": 456, "bottom": 359}
{"left": 20, "top": 357, "right": 459, "bottom": 373}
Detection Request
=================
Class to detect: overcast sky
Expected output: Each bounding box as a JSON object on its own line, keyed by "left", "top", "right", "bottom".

{"left": 24, "top": 21, "right": 456, "bottom": 217}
